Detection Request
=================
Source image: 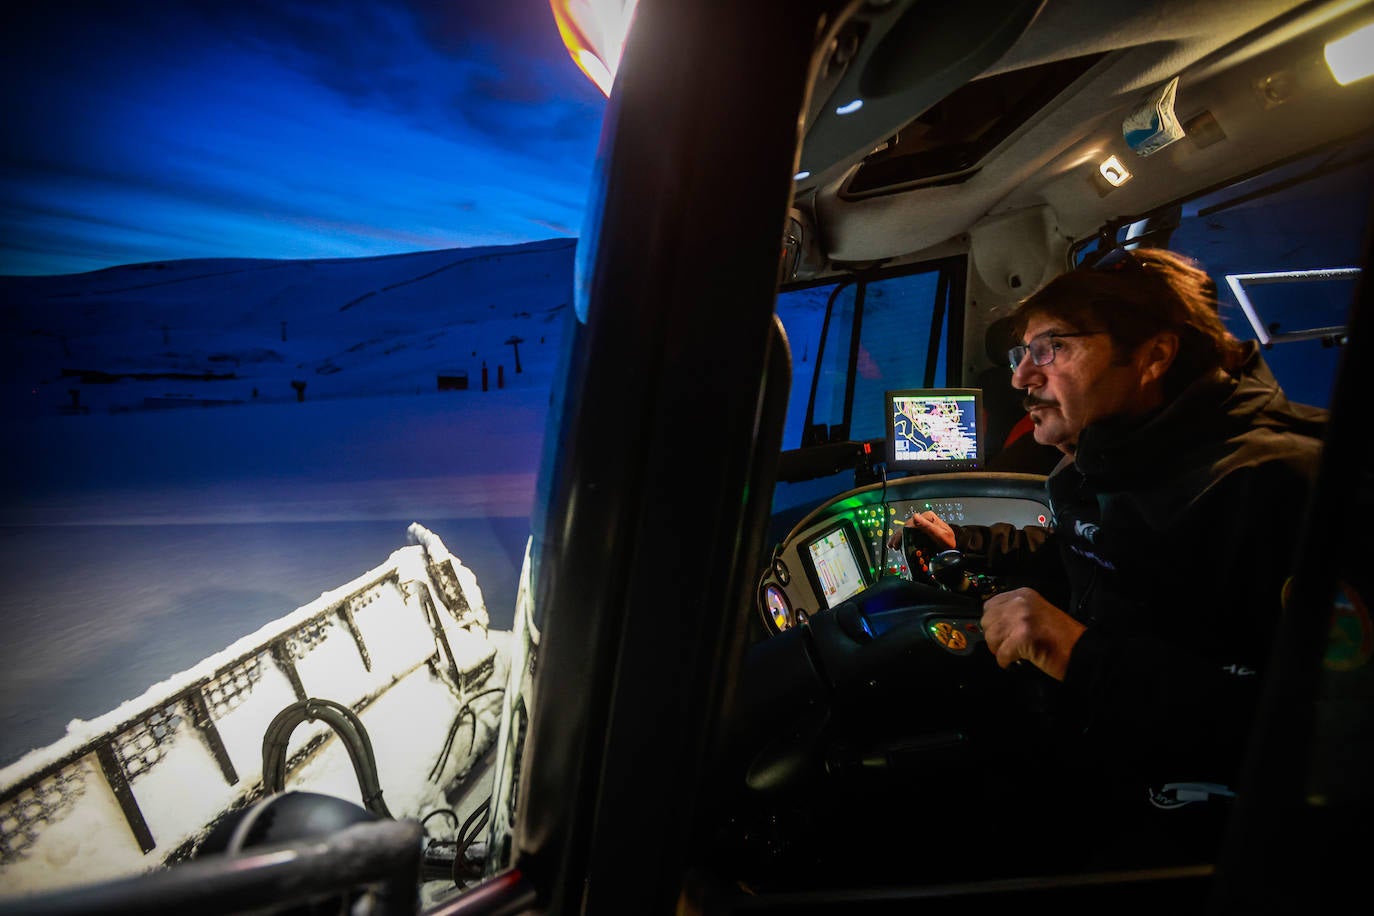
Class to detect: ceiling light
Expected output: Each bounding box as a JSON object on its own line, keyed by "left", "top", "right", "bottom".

{"left": 1099, "top": 155, "right": 1131, "bottom": 187}
{"left": 794, "top": 170, "right": 811, "bottom": 181}
{"left": 835, "top": 98, "right": 864, "bottom": 115}
{"left": 1325, "top": 22, "right": 1374, "bottom": 85}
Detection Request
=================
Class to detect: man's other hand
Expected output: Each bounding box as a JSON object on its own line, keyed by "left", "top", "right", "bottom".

{"left": 887, "top": 509, "right": 957, "bottom": 551}
{"left": 980, "top": 587, "right": 1086, "bottom": 681}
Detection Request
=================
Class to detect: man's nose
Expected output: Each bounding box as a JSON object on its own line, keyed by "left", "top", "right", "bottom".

{"left": 1010, "top": 352, "right": 1040, "bottom": 390}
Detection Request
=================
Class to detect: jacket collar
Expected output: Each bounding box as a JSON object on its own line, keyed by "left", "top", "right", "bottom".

{"left": 1069, "top": 341, "right": 1278, "bottom": 479}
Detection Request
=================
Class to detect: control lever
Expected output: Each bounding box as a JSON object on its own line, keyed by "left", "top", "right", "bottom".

{"left": 893, "top": 511, "right": 959, "bottom": 587}
{"left": 927, "top": 549, "right": 974, "bottom": 593}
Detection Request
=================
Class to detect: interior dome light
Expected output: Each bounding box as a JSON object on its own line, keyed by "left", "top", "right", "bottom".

{"left": 551, "top": 0, "right": 640, "bottom": 97}
{"left": 1325, "top": 22, "right": 1374, "bottom": 85}
{"left": 794, "top": 170, "right": 811, "bottom": 181}
{"left": 1099, "top": 155, "right": 1131, "bottom": 187}
{"left": 836, "top": 98, "right": 864, "bottom": 115}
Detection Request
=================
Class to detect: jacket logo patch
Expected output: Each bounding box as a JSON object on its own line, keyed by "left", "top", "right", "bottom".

{"left": 1073, "top": 520, "right": 1101, "bottom": 543}
{"left": 1148, "top": 782, "right": 1237, "bottom": 809}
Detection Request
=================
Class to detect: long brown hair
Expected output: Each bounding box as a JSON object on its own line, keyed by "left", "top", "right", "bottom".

{"left": 1013, "top": 247, "right": 1246, "bottom": 396}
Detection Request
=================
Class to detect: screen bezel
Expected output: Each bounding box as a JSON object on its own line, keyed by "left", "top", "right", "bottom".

{"left": 884, "top": 387, "right": 985, "bottom": 474}
{"left": 800, "top": 519, "right": 871, "bottom": 610}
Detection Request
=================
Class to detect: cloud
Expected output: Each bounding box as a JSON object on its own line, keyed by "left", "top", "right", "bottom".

{"left": 0, "top": 0, "right": 606, "bottom": 275}
{"left": 528, "top": 217, "right": 577, "bottom": 236}
{"left": 185, "top": 1, "right": 606, "bottom": 148}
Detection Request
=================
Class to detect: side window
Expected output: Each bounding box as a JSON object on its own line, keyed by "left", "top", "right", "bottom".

{"left": 775, "top": 261, "right": 958, "bottom": 450}
{"left": 849, "top": 271, "right": 947, "bottom": 441}
{"left": 777, "top": 282, "right": 856, "bottom": 450}
{"left": 1125, "top": 142, "right": 1373, "bottom": 409}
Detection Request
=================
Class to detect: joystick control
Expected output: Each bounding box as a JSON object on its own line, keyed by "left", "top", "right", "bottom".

{"left": 927, "top": 549, "right": 974, "bottom": 593}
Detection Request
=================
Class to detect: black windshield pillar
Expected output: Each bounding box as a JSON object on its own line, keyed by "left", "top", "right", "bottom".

{"left": 511, "top": 2, "right": 829, "bottom": 914}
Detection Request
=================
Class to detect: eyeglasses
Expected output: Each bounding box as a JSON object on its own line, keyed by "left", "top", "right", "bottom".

{"left": 1008, "top": 331, "right": 1105, "bottom": 370}
{"left": 1087, "top": 247, "right": 1142, "bottom": 273}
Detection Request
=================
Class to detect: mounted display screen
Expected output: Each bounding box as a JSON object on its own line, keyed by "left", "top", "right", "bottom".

{"left": 885, "top": 388, "right": 984, "bottom": 473}
{"left": 804, "top": 521, "right": 869, "bottom": 609}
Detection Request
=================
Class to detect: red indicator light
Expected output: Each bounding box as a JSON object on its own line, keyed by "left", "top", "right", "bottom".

{"left": 863, "top": 442, "right": 872, "bottom": 455}
{"left": 1038, "top": 514, "right": 1047, "bottom": 524}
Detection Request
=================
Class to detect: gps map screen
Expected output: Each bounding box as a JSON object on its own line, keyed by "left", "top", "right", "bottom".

{"left": 887, "top": 389, "right": 982, "bottom": 471}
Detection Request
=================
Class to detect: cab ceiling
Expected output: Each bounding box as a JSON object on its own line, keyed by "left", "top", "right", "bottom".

{"left": 796, "top": 0, "right": 1363, "bottom": 270}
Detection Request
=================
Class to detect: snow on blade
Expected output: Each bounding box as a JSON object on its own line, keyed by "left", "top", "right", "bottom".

{"left": 0, "top": 525, "right": 508, "bottom": 900}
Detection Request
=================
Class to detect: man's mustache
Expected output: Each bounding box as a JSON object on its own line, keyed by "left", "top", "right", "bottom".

{"left": 1024, "top": 395, "right": 1058, "bottom": 410}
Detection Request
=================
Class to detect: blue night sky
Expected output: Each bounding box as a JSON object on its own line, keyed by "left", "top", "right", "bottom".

{"left": 0, "top": 1, "right": 608, "bottom": 276}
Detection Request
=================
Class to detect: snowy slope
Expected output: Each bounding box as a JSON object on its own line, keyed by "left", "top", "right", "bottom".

{"left": 2, "top": 238, "right": 576, "bottom": 418}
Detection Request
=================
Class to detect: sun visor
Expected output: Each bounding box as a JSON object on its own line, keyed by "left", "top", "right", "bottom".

{"left": 969, "top": 205, "right": 1066, "bottom": 301}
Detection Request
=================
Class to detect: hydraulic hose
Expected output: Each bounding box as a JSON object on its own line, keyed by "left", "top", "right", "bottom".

{"left": 261, "top": 697, "right": 393, "bottom": 818}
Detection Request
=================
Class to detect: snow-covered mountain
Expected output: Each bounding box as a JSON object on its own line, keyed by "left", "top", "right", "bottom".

{"left": 2, "top": 237, "right": 577, "bottom": 418}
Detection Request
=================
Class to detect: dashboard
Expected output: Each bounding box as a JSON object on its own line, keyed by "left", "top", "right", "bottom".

{"left": 758, "top": 473, "right": 1051, "bottom": 633}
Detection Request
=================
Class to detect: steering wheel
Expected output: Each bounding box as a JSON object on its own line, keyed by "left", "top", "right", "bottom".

{"left": 711, "top": 572, "right": 1036, "bottom": 889}
{"left": 717, "top": 475, "right": 1055, "bottom": 880}
{"left": 726, "top": 574, "right": 1007, "bottom": 788}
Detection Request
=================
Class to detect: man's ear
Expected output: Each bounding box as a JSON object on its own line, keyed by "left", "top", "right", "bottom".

{"left": 1138, "top": 331, "right": 1179, "bottom": 384}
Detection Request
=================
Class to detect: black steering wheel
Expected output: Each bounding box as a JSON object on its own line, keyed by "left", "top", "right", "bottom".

{"left": 715, "top": 475, "right": 1058, "bottom": 881}
{"left": 725, "top": 575, "right": 1009, "bottom": 792}
{"left": 712, "top": 573, "right": 1032, "bottom": 885}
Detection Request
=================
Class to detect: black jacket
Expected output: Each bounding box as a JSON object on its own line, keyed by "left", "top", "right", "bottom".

{"left": 957, "top": 343, "right": 1327, "bottom": 796}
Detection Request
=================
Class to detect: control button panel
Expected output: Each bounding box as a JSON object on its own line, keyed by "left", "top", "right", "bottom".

{"left": 854, "top": 505, "right": 898, "bottom": 576}
{"left": 927, "top": 617, "right": 983, "bottom": 655}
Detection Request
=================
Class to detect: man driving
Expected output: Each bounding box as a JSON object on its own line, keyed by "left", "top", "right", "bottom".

{"left": 895, "top": 246, "right": 1327, "bottom": 862}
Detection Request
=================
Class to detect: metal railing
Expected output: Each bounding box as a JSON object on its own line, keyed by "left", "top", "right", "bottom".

{"left": 0, "top": 533, "right": 497, "bottom": 885}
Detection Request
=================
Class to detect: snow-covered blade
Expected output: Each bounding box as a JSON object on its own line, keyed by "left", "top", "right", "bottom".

{"left": 0, "top": 524, "right": 507, "bottom": 899}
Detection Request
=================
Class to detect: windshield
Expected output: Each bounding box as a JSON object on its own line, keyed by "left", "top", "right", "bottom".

{"left": 776, "top": 260, "right": 960, "bottom": 450}
{"left": 0, "top": 3, "right": 602, "bottom": 906}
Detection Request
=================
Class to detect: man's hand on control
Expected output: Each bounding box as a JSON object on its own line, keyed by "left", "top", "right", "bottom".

{"left": 980, "top": 587, "right": 1085, "bottom": 681}
{"left": 887, "top": 510, "right": 956, "bottom": 551}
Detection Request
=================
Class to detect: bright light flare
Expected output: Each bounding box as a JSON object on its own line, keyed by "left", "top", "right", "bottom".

{"left": 575, "top": 49, "right": 614, "bottom": 96}
{"left": 1325, "top": 22, "right": 1374, "bottom": 85}
{"left": 551, "top": 0, "right": 639, "bottom": 97}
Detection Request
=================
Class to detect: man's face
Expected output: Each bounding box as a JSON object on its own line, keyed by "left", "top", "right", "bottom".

{"left": 1010, "top": 314, "right": 1156, "bottom": 452}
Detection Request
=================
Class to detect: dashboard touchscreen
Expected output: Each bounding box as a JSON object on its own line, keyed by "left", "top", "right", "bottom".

{"left": 806, "top": 525, "right": 868, "bottom": 608}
